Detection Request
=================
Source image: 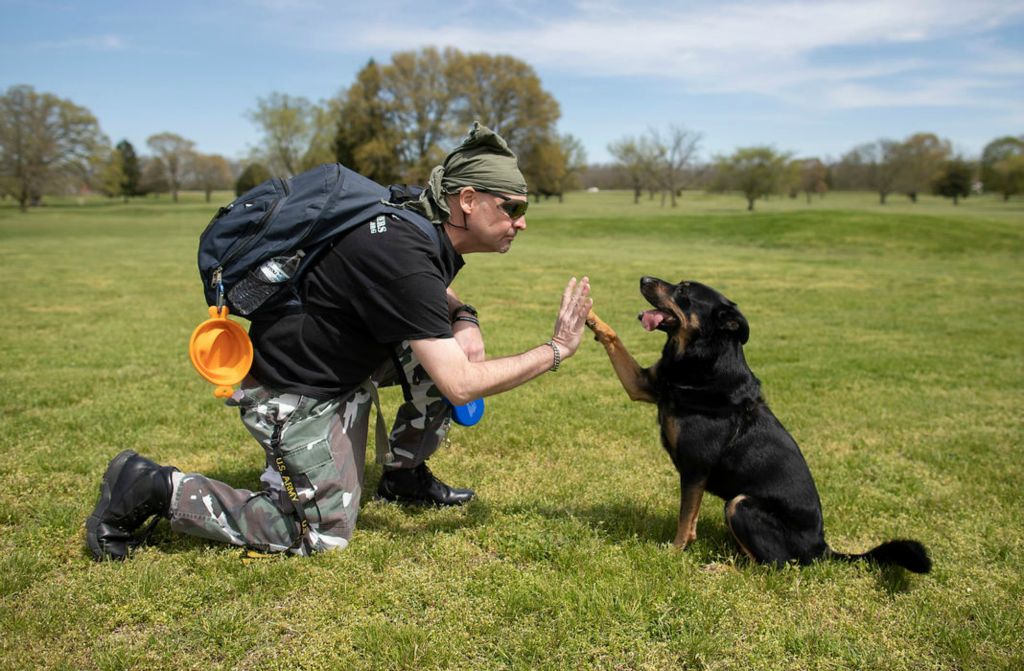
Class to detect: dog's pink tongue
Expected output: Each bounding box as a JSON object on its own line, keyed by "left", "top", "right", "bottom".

{"left": 640, "top": 310, "right": 666, "bottom": 332}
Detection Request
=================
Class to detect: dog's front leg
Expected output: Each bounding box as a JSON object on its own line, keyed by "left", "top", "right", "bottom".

{"left": 673, "top": 477, "right": 706, "bottom": 549}
{"left": 586, "top": 310, "right": 657, "bottom": 403}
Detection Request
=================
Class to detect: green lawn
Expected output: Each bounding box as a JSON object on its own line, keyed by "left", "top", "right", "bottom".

{"left": 1, "top": 190, "right": 1022, "bottom": 670}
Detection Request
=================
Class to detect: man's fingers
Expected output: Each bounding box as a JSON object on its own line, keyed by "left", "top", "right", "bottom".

{"left": 581, "top": 297, "right": 593, "bottom": 317}
{"left": 574, "top": 298, "right": 594, "bottom": 330}
{"left": 576, "top": 276, "right": 589, "bottom": 299}
{"left": 560, "top": 277, "right": 578, "bottom": 310}
{"left": 570, "top": 280, "right": 590, "bottom": 321}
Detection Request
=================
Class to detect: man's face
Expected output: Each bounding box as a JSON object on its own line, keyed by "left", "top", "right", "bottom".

{"left": 464, "top": 189, "right": 528, "bottom": 254}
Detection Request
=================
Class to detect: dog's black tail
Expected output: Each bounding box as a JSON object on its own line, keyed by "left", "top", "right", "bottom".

{"left": 827, "top": 540, "right": 932, "bottom": 574}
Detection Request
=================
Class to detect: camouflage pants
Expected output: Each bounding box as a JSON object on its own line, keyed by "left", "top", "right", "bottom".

{"left": 168, "top": 341, "right": 452, "bottom": 554}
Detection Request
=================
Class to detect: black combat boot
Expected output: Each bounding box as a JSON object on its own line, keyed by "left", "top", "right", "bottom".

{"left": 85, "top": 450, "right": 179, "bottom": 561}
{"left": 376, "top": 462, "right": 475, "bottom": 506}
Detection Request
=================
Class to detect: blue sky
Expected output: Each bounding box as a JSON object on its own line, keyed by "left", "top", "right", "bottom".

{"left": 2, "top": 0, "right": 1022, "bottom": 164}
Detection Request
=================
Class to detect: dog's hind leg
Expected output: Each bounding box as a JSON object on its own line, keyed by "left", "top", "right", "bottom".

{"left": 673, "top": 476, "right": 706, "bottom": 549}
{"left": 724, "top": 495, "right": 792, "bottom": 567}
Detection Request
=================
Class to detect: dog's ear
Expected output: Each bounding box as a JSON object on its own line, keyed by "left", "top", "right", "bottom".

{"left": 716, "top": 305, "right": 749, "bottom": 344}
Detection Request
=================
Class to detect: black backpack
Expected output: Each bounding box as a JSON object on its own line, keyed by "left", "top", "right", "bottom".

{"left": 198, "top": 163, "right": 439, "bottom": 318}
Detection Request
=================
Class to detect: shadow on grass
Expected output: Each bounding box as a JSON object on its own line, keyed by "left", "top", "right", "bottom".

{"left": 492, "top": 500, "right": 743, "bottom": 563}
{"left": 876, "top": 564, "right": 914, "bottom": 595}
{"left": 84, "top": 463, "right": 927, "bottom": 589}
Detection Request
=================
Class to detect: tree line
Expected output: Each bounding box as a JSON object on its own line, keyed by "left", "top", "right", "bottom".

{"left": 593, "top": 129, "right": 1023, "bottom": 210}
{"left": 0, "top": 84, "right": 236, "bottom": 209}
{"left": 2, "top": 47, "right": 1022, "bottom": 212}
{"left": 1, "top": 48, "right": 588, "bottom": 211}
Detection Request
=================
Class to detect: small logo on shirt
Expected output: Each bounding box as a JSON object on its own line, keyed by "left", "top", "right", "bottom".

{"left": 370, "top": 216, "right": 388, "bottom": 235}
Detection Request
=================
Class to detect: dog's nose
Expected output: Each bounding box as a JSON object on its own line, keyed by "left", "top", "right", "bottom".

{"left": 640, "top": 276, "right": 656, "bottom": 288}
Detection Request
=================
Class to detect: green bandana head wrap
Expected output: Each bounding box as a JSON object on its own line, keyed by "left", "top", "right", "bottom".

{"left": 403, "top": 122, "right": 528, "bottom": 224}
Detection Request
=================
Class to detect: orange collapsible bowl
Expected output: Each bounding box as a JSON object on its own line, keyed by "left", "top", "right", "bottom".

{"left": 188, "top": 306, "right": 253, "bottom": 398}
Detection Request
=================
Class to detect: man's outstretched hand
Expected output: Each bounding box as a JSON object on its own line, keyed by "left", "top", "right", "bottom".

{"left": 551, "top": 276, "right": 593, "bottom": 359}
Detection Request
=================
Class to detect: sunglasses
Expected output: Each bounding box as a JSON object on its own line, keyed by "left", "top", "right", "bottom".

{"left": 475, "top": 189, "right": 529, "bottom": 221}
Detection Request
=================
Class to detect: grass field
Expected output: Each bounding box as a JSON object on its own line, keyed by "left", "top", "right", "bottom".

{"left": 1, "top": 189, "right": 1022, "bottom": 670}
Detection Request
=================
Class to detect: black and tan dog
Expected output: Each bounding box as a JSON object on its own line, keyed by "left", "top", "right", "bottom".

{"left": 586, "top": 276, "right": 930, "bottom": 572}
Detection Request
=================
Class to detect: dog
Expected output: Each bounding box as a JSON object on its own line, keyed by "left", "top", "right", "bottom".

{"left": 586, "top": 276, "right": 931, "bottom": 573}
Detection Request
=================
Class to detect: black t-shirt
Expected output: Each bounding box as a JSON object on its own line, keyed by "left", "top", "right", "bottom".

{"left": 248, "top": 215, "right": 464, "bottom": 399}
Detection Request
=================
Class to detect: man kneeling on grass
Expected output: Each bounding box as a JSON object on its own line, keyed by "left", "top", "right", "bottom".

{"left": 85, "top": 124, "right": 593, "bottom": 560}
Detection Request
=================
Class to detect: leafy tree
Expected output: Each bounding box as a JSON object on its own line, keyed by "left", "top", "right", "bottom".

{"left": 235, "top": 162, "right": 272, "bottom": 196}
{"left": 980, "top": 136, "right": 1024, "bottom": 200}
{"left": 0, "top": 84, "right": 108, "bottom": 210}
{"left": 895, "top": 133, "right": 951, "bottom": 202}
{"left": 301, "top": 105, "right": 337, "bottom": 170}
{"left": 146, "top": 132, "right": 195, "bottom": 202}
{"left": 115, "top": 139, "right": 141, "bottom": 200}
{"left": 380, "top": 47, "right": 460, "bottom": 183}
{"left": 333, "top": 48, "right": 562, "bottom": 188}
{"left": 453, "top": 51, "right": 561, "bottom": 176}
{"left": 248, "top": 92, "right": 319, "bottom": 177}
{"left": 713, "top": 146, "right": 792, "bottom": 211}
{"left": 520, "top": 134, "right": 587, "bottom": 202}
{"left": 648, "top": 125, "right": 702, "bottom": 207}
{"left": 334, "top": 59, "right": 403, "bottom": 184}
{"left": 521, "top": 138, "right": 565, "bottom": 203}
{"left": 609, "top": 136, "right": 661, "bottom": 204}
{"left": 990, "top": 154, "right": 1024, "bottom": 201}
{"left": 191, "top": 153, "right": 234, "bottom": 202}
{"left": 94, "top": 147, "right": 124, "bottom": 198}
{"left": 932, "top": 158, "right": 973, "bottom": 205}
{"left": 558, "top": 134, "right": 588, "bottom": 193}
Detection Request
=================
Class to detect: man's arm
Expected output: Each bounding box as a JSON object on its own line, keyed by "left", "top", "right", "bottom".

{"left": 411, "top": 277, "right": 592, "bottom": 405}
{"left": 446, "top": 287, "right": 485, "bottom": 362}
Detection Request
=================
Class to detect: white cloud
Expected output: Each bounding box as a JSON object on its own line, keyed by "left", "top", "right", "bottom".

{"left": 35, "top": 33, "right": 126, "bottom": 51}
{"left": 300, "top": 0, "right": 1024, "bottom": 110}
{"left": 822, "top": 79, "right": 1011, "bottom": 110}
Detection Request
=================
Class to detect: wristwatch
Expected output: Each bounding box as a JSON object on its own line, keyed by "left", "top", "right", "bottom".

{"left": 452, "top": 304, "right": 478, "bottom": 320}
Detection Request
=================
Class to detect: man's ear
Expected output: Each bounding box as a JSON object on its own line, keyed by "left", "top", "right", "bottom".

{"left": 457, "top": 187, "right": 477, "bottom": 215}
{"left": 717, "top": 305, "right": 749, "bottom": 344}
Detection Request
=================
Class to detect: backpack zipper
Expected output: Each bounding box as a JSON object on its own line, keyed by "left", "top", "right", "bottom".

{"left": 210, "top": 177, "right": 289, "bottom": 287}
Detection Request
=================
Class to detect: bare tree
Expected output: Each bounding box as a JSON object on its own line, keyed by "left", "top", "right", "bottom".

{"left": 649, "top": 125, "right": 702, "bottom": 207}
{"left": 146, "top": 132, "right": 195, "bottom": 202}
{"left": 797, "top": 158, "right": 829, "bottom": 203}
{"left": 608, "top": 135, "right": 661, "bottom": 204}
{"left": 191, "top": 153, "right": 235, "bottom": 202}
{"left": 139, "top": 155, "right": 169, "bottom": 197}
{"left": 841, "top": 140, "right": 901, "bottom": 204}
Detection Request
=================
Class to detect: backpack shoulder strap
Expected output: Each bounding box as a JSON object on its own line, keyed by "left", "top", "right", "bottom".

{"left": 389, "top": 208, "right": 440, "bottom": 249}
